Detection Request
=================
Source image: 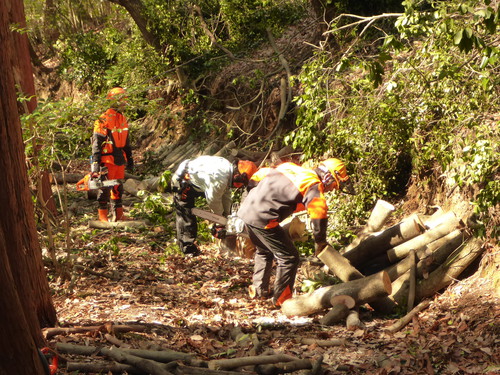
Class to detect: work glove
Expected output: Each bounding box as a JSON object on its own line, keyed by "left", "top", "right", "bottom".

{"left": 211, "top": 224, "right": 227, "bottom": 239}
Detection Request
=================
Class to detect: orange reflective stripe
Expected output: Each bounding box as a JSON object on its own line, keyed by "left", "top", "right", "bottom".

{"left": 278, "top": 163, "right": 319, "bottom": 196}
{"left": 250, "top": 167, "right": 272, "bottom": 183}
{"left": 264, "top": 219, "right": 280, "bottom": 229}
{"left": 276, "top": 285, "right": 292, "bottom": 306}
{"left": 307, "top": 196, "right": 328, "bottom": 219}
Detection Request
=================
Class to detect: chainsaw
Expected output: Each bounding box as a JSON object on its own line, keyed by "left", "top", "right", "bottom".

{"left": 191, "top": 208, "right": 247, "bottom": 237}
{"left": 76, "top": 173, "right": 122, "bottom": 191}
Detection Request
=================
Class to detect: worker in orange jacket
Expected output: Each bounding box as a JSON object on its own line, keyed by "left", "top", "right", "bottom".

{"left": 237, "top": 158, "right": 354, "bottom": 307}
{"left": 90, "top": 87, "right": 134, "bottom": 222}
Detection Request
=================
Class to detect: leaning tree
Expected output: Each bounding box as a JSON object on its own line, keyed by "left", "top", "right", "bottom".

{"left": 0, "top": 0, "right": 57, "bottom": 372}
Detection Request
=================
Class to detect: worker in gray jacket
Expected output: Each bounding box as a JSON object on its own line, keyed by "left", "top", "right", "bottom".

{"left": 172, "top": 155, "right": 257, "bottom": 256}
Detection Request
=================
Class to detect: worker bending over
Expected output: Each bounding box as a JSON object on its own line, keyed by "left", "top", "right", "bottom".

{"left": 237, "top": 158, "right": 353, "bottom": 307}
{"left": 172, "top": 155, "right": 257, "bottom": 256}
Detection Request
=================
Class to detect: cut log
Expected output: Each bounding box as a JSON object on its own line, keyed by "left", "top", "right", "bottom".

{"left": 319, "top": 295, "right": 355, "bottom": 326}
{"left": 317, "top": 245, "right": 363, "bottom": 281}
{"left": 422, "top": 210, "right": 457, "bottom": 230}
{"left": 317, "top": 245, "right": 396, "bottom": 314}
{"left": 281, "top": 216, "right": 307, "bottom": 242}
{"left": 341, "top": 200, "right": 395, "bottom": 254}
{"left": 391, "top": 237, "right": 483, "bottom": 306}
{"left": 51, "top": 172, "right": 84, "bottom": 184}
{"left": 343, "top": 214, "right": 425, "bottom": 266}
{"left": 214, "top": 140, "right": 236, "bottom": 157}
{"left": 89, "top": 220, "right": 149, "bottom": 229}
{"left": 365, "top": 199, "right": 396, "bottom": 233}
{"left": 385, "top": 229, "right": 465, "bottom": 281}
{"left": 319, "top": 303, "right": 350, "bottom": 326}
{"left": 415, "top": 238, "right": 484, "bottom": 301}
{"left": 407, "top": 250, "right": 416, "bottom": 312}
{"left": 386, "top": 214, "right": 463, "bottom": 263}
{"left": 123, "top": 178, "right": 142, "bottom": 196}
{"left": 281, "top": 271, "right": 392, "bottom": 317}
{"left": 346, "top": 309, "right": 365, "bottom": 331}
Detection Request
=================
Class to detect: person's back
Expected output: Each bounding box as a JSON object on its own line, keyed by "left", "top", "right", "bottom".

{"left": 238, "top": 162, "right": 325, "bottom": 230}
{"left": 172, "top": 155, "right": 257, "bottom": 256}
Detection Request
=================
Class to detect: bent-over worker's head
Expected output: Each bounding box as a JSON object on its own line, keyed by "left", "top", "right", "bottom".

{"left": 107, "top": 87, "right": 128, "bottom": 110}
{"left": 317, "top": 158, "right": 355, "bottom": 194}
{"left": 232, "top": 160, "right": 258, "bottom": 188}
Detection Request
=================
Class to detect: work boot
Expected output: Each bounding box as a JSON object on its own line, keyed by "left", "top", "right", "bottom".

{"left": 114, "top": 207, "right": 130, "bottom": 221}
{"left": 183, "top": 243, "right": 201, "bottom": 257}
{"left": 98, "top": 209, "right": 109, "bottom": 222}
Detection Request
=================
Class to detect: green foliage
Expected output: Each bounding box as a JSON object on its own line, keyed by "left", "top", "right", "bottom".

{"left": 284, "top": 0, "right": 499, "bottom": 243}
{"left": 21, "top": 96, "right": 99, "bottom": 171}
{"left": 301, "top": 270, "right": 340, "bottom": 293}
{"left": 131, "top": 192, "right": 174, "bottom": 230}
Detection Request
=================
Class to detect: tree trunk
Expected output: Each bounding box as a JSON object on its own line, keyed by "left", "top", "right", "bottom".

{"left": 106, "top": 0, "right": 161, "bottom": 52}
{"left": 0, "top": 1, "right": 56, "bottom": 373}
{"left": 281, "top": 271, "right": 392, "bottom": 317}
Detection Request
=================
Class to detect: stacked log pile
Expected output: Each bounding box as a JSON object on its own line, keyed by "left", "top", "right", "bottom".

{"left": 282, "top": 200, "right": 485, "bottom": 326}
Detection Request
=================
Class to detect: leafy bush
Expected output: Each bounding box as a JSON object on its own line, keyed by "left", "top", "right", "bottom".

{"left": 285, "top": 0, "right": 499, "bottom": 242}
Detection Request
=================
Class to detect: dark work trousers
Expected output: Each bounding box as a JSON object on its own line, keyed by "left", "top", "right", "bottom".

{"left": 97, "top": 184, "right": 124, "bottom": 210}
{"left": 246, "top": 224, "right": 300, "bottom": 305}
{"left": 174, "top": 184, "right": 204, "bottom": 254}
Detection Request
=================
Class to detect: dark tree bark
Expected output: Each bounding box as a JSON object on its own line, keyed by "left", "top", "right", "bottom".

{"left": 106, "top": 0, "right": 162, "bottom": 52}
{"left": 0, "top": 0, "right": 57, "bottom": 355}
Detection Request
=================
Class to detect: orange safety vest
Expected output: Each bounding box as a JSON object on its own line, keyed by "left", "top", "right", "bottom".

{"left": 93, "top": 108, "right": 130, "bottom": 165}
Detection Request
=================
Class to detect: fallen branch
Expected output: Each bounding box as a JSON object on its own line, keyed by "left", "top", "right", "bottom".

{"left": 386, "top": 299, "right": 431, "bottom": 333}
{"left": 175, "top": 364, "right": 255, "bottom": 374}
{"left": 45, "top": 324, "right": 146, "bottom": 340}
{"left": 298, "top": 338, "right": 346, "bottom": 347}
{"left": 66, "top": 361, "right": 143, "bottom": 374}
{"left": 208, "top": 354, "right": 297, "bottom": 371}
{"left": 256, "top": 359, "right": 313, "bottom": 375}
{"left": 89, "top": 220, "right": 149, "bottom": 229}
{"left": 100, "top": 346, "right": 174, "bottom": 375}
{"left": 56, "top": 343, "right": 199, "bottom": 365}
{"left": 73, "top": 264, "right": 119, "bottom": 280}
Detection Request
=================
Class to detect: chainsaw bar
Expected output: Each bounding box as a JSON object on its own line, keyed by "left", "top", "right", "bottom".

{"left": 192, "top": 208, "right": 227, "bottom": 225}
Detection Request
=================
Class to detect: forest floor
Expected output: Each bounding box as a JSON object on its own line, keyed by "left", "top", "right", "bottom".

{"left": 45, "top": 189, "right": 500, "bottom": 375}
